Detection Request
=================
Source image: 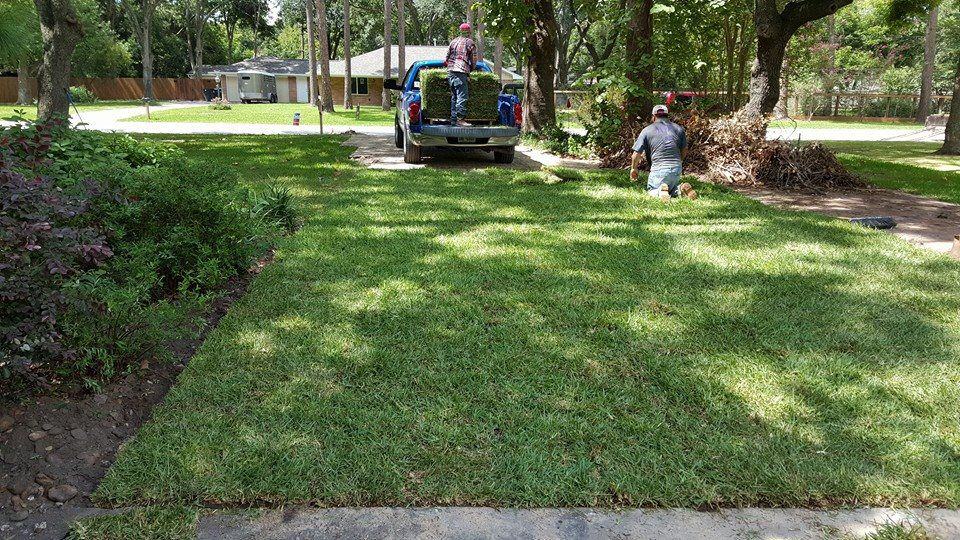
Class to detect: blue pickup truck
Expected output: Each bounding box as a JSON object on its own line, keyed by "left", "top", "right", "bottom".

{"left": 384, "top": 60, "right": 522, "bottom": 164}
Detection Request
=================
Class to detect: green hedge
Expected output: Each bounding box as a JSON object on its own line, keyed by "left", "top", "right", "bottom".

{"left": 420, "top": 69, "right": 501, "bottom": 121}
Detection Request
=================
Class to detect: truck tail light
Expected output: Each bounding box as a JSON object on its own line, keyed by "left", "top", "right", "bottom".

{"left": 513, "top": 103, "right": 523, "bottom": 126}
{"left": 409, "top": 102, "right": 421, "bottom": 124}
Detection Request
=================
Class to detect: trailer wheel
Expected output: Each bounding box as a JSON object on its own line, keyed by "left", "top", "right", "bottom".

{"left": 394, "top": 119, "right": 403, "bottom": 149}
{"left": 494, "top": 147, "right": 515, "bottom": 164}
{"left": 403, "top": 131, "right": 422, "bottom": 164}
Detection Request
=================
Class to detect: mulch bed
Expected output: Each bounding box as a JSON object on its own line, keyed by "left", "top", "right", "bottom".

{"left": 0, "top": 255, "right": 271, "bottom": 539}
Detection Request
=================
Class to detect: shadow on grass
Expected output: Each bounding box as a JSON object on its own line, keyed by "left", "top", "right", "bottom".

{"left": 97, "top": 135, "right": 960, "bottom": 508}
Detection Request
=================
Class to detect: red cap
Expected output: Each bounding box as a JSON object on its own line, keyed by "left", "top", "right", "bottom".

{"left": 459, "top": 23, "right": 472, "bottom": 32}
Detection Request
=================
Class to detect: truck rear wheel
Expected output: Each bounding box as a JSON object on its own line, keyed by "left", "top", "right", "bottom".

{"left": 403, "top": 132, "right": 422, "bottom": 164}
{"left": 494, "top": 147, "right": 515, "bottom": 164}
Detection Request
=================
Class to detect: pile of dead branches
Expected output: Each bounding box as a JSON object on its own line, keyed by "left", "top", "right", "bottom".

{"left": 600, "top": 109, "right": 864, "bottom": 190}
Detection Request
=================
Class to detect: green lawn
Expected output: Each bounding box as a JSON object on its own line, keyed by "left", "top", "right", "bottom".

{"left": 96, "top": 134, "right": 960, "bottom": 510}
{"left": 825, "top": 141, "right": 960, "bottom": 204}
{"left": 0, "top": 100, "right": 159, "bottom": 121}
{"left": 769, "top": 118, "right": 923, "bottom": 130}
{"left": 122, "top": 103, "right": 396, "bottom": 126}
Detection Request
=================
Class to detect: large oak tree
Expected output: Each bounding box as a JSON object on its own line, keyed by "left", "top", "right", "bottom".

{"left": 33, "top": 0, "right": 83, "bottom": 119}
{"left": 743, "top": 0, "right": 853, "bottom": 116}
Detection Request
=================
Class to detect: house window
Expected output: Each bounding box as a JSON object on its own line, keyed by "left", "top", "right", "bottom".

{"left": 351, "top": 77, "right": 369, "bottom": 95}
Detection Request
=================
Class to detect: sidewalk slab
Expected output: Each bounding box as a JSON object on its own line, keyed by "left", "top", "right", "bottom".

{"left": 198, "top": 507, "right": 960, "bottom": 540}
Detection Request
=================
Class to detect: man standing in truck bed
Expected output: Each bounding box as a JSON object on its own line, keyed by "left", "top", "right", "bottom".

{"left": 446, "top": 23, "right": 479, "bottom": 127}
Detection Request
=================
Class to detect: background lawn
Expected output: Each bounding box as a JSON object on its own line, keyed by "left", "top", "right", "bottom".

{"left": 0, "top": 100, "right": 161, "bottom": 121}
{"left": 824, "top": 141, "right": 960, "bottom": 204}
{"left": 96, "top": 134, "right": 960, "bottom": 509}
{"left": 769, "top": 118, "right": 924, "bottom": 130}
{"left": 122, "top": 103, "right": 396, "bottom": 126}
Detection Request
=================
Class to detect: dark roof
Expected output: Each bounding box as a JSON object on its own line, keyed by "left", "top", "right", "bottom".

{"left": 196, "top": 56, "right": 310, "bottom": 77}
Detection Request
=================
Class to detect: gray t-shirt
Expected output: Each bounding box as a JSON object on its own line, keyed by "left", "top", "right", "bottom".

{"left": 632, "top": 119, "right": 687, "bottom": 172}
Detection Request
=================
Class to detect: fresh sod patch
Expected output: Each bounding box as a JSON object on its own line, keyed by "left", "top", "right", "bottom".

{"left": 122, "top": 103, "right": 396, "bottom": 126}
{"left": 96, "top": 135, "right": 960, "bottom": 509}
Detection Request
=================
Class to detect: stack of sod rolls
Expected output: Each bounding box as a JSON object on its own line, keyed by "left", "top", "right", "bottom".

{"left": 420, "top": 69, "right": 502, "bottom": 121}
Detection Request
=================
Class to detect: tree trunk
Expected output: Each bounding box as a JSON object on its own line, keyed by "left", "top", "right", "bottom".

{"left": 16, "top": 60, "right": 32, "bottom": 105}
{"left": 141, "top": 26, "right": 153, "bottom": 99}
{"left": 475, "top": 5, "right": 483, "bottom": 58}
{"left": 316, "top": 0, "right": 335, "bottom": 111}
{"left": 494, "top": 38, "right": 503, "bottom": 83}
{"left": 306, "top": 0, "right": 318, "bottom": 105}
{"left": 744, "top": 0, "right": 852, "bottom": 117}
{"left": 33, "top": 0, "right": 83, "bottom": 120}
{"left": 744, "top": 31, "right": 789, "bottom": 117}
{"left": 382, "top": 0, "right": 392, "bottom": 110}
{"left": 938, "top": 55, "right": 960, "bottom": 155}
{"left": 343, "top": 0, "right": 353, "bottom": 108}
{"left": 226, "top": 21, "right": 235, "bottom": 64}
{"left": 624, "top": 0, "right": 653, "bottom": 121}
{"left": 522, "top": 0, "right": 557, "bottom": 133}
{"left": 917, "top": 5, "right": 938, "bottom": 123}
{"left": 774, "top": 44, "right": 790, "bottom": 118}
{"left": 398, "top": 0, "right": 405, "bottom": 82}
{"left": 823, "top": 13, "right": 836, "bottom": 93}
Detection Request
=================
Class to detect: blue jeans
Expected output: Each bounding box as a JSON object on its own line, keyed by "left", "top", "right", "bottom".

{"left": 448, "top": 72, "right": 469, "bottom": 122}
{"left": 646, "top": 165, "right": 683, "bottom": 197}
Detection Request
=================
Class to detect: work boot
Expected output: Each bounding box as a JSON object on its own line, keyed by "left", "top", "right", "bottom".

{"left": 659, "top": 183, "right": 671, "bottom": 202}
{"left": 679, "top": 182, "right": 698, "bottom": 200}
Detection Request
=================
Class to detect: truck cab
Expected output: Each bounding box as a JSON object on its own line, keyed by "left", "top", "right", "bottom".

{"left": 385, "top": 60, "right": 522, "bottom": 164}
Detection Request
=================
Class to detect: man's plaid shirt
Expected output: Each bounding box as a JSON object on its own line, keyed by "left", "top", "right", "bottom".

{"left": 446, "top": 36, "right": 479, "bottom": 74}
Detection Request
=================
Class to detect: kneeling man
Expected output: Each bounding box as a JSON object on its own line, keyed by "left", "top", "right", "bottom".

{"left": 629, "top": 104, "right": 697, "bottom": 200}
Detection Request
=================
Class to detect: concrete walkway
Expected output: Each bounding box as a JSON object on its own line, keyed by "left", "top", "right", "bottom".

{"left": 198, "top": 506, "right": 960, "bottom": 540}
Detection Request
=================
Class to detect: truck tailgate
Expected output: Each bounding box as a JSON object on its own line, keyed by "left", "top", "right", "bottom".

{"left": 421, "top": 125, "right": 520, "bottom": 138}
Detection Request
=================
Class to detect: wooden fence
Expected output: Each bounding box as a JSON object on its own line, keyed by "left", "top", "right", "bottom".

{"left": 793, "top": 92, "right": 953, "bottom": 120}
{"left": 0, "top": 77, "right": 204, "bottom": 103}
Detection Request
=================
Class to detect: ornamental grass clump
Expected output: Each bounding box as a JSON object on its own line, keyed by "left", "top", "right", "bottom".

{"left": 420, "top": 69, "right": 501, "bottom": 121}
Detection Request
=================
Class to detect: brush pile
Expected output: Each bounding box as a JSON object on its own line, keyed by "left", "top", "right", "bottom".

{"left": 600, "top": 109, "right": 864, "bottom": 190}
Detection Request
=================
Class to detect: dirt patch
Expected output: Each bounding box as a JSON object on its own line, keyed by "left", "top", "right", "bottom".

{"left": 0, "top": 256, "right": 269, "bottom": 539}
{"left": 734, "top": 185, "right": 960, "bottom": 254}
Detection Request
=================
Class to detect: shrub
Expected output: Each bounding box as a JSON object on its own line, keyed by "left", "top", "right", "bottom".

{"left": 580, "top": 86, "right": 628, "bottom": 153}
{"left": 115, "top": 158, "right": 266, "bottom": 292}
{"left": 209, "top": 97, "right": 232, "bottom": 110}
{"left": 1, "top": 120, "right": 274, "bottom": 390}
{"left": 249, "top": 184, "right": 300, "bottom": 233}
{"left": 69, "top": 86, "right": 98, "bottom": 104}
{"left": 420, "top": 69, "right": 501, "bottom": 120}
{"left": 521, "top": 123, "right": 591, "bottom": 159}
{"left": 0, "top": 155, "right": 113, "bottom": 385}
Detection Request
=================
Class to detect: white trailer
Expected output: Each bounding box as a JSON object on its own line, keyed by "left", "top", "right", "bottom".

{"left": 238, "top": 70, "right": 278, "bottom": 103}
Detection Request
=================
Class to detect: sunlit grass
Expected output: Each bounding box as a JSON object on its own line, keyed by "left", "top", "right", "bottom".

{"left": 122, "top": 103, "right": 396, "bottom": 126}
{"left": 824, "top": 141, "right": 960, "bottom": 204}
{"left": 96, "top": 134, "right": 960, "bottom": 509}
{"left": 769, "top": 118, "right": 923, "bottom": 130}
{"left": 0, "top": 101, "right": 164, "bottom": 121}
